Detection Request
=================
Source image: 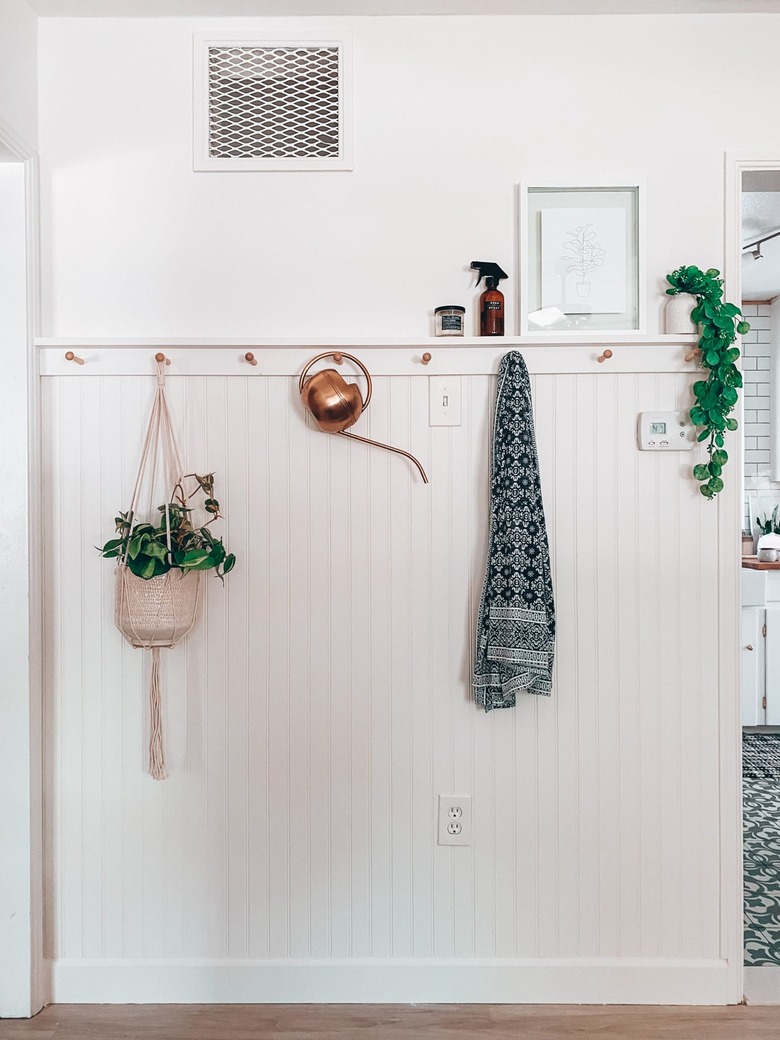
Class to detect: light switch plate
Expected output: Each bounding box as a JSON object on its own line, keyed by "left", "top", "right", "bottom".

{"left": 429, "top": 376, "right": 462, "bottom": 426}
{"left": 637, "top": 411, "right": 696, "bottom": 451}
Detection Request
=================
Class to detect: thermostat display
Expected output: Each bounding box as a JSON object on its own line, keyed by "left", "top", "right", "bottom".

{"left": 637, "top": 411, "right": 696, "bottom": 451}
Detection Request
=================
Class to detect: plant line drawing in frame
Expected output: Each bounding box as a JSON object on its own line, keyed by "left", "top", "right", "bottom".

{"left": 561, "top": 223, "right": 606, "bottom": 299}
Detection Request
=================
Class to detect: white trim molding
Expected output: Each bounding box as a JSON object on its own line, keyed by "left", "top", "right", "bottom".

{"left": 50, "top": 957, "right": 731, "bottom": 1006}
{"left": 0, "top": 118, "right": 44, "bottom": 1019}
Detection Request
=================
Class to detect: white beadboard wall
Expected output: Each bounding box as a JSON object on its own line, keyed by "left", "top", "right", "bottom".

{"left": 42, "top": 366, "right": 729, "bottom": 1003}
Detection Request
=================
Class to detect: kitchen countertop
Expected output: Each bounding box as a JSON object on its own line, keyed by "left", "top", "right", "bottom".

{"left": 743, "top": 556, "right": 780, "bottom": 570}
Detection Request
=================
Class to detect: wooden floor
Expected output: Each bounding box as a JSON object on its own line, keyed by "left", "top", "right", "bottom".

{"left": 1, "top": 1004, "right": 779, "bottom": 1040}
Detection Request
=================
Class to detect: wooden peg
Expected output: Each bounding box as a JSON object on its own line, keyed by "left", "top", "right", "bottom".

{"left": 244, "top": 352, "right": 258, "bottom": 366}
{"left": 64, "top": 351, "right": 85, "bottom": 366}
{"left": 685, "top": 347, "right": 701, "bottom": 363}
{"left": 597, "top": 349, "right": 613, "bottom": 364}
{"left": 332, "top": 352, "right": 344, "bottom": 365}
{"left": 154, "top": 352, "right": 171, "bottom": 365}
{"left": 421, "top": 352, "right": 432, "bottom": 365}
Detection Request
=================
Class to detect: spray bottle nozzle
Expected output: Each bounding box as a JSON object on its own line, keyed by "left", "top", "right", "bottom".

{"left": 470, "top": 261, "right": 508, "bottom": 287}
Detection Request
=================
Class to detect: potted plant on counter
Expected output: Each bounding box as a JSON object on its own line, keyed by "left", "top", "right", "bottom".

{"left": 665, "top": 265, "right": 750, "bottom": 500}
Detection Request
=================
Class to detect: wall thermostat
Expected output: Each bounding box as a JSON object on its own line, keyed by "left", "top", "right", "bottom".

{"left": 637, "top": 411, "right": 696, "bottom": 451}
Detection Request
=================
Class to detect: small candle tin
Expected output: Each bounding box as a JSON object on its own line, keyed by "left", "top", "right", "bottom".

{"left": 434, "top": 305, "right": 466, "bottom": 337}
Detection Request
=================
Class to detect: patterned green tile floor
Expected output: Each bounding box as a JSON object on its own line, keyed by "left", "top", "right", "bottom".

{"left": 744, "top": 733, "right": 780, "bottom": 965}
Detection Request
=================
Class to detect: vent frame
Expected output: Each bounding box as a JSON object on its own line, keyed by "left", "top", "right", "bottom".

{"left": 193, "top": 32, "right": 353, "bottom": 172}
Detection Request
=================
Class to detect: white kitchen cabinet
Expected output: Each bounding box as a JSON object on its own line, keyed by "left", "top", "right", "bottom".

{"left": 741, "top": 565, "right": 780, "bottom": 726}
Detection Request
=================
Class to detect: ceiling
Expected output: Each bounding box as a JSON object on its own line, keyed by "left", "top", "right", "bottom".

{"left": 23, "top": 0, "right": 780, "bottom": 15}
{"left": 743, "top": 184, "right": 780, "bottom": 302}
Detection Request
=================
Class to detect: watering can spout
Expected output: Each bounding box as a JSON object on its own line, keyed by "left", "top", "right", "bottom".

{"left": 338, "top": 429, "right": 429, "bottom": 483}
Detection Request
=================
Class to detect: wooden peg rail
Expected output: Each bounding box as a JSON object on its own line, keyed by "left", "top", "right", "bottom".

{"left": 38, "top": 337, "right": 698, "bottom": 378}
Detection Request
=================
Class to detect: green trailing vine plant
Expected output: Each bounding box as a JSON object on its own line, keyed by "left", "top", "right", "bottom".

{"left": 98, "top": 472, "right": 236, "bottom": 581}
{"left": 665, "top": 265, "right": 750, "bottom": 499}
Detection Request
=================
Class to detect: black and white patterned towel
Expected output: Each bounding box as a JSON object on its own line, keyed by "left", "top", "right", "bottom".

{"left": 472, "top": 351, "right": 555, "bottom": 711}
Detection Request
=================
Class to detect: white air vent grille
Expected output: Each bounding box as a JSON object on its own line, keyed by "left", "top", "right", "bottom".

{"left": 195, "top": 35, "right": 352, "bottom": 172}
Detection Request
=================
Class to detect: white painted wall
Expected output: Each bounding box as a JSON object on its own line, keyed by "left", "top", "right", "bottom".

{"left": 34, "top": 11, "right": 765, "bottom": 1004}
{"left": 38, "top": 14, "right": 780, "bottom": 340}
{"left": 0, "top": 0, "right": 37, "bottom": 151}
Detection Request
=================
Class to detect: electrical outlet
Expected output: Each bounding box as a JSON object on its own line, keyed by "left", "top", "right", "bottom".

{"left": 437, "top": 794, "right": 472, "bottom": 846}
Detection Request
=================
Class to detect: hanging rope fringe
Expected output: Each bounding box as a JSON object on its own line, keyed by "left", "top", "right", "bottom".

{"left": 148, "top": 647, "right": 167, "bottom": 781}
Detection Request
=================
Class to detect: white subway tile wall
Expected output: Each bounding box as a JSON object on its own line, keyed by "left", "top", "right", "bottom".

{"left": 743, "top": 303, "right": 777, "bottom": 532}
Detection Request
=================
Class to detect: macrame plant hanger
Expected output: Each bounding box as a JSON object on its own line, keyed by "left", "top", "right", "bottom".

{"left": 115, "top": 358, "right": 201, "bottom": 780}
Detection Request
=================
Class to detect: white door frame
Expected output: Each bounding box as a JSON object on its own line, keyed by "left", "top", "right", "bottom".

{"left": 0, "top": 118, "right": 43, "bottom": 1019}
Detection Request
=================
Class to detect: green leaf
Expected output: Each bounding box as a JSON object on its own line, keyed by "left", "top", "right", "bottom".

{"left": 101, "top": 537, "right": 125, "bottom": 553}
{"left": 705, "top": 351, "right": 719, "bottom": 366}
{"left": 700, "top": 484, "right": 714, "bottom": 498}
{"left": 128, "top": 554, "right": 158, "bottom": 579}
{"left": 693, "top": 464, "right": 709, "bottom": 481}
{"left": 726, "top": 417, "right": 739, "bottom": 431}
{"left": 737, "top": 321, "right": 751, "bottom": 335}
{"left": 697, "top": 429, "right": 710, "bottom": 442}
{"left": 222, "top": 554, "right": 236, "bottom": 574}
{"left": 712, "top": 449, "right": 728, "bottom": 466}
{"left": 715, "top": 432, "right": 725, "bottom": 446}
{"left": 709, "top": 476, "right": 724, "bottom": 494}
{"left": 181, "top": 548, "right": 211, "bottom": 565}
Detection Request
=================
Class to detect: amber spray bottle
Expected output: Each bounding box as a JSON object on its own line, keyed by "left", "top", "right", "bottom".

{"left": 470, "top": 261, "right": 509, "bottom": 336}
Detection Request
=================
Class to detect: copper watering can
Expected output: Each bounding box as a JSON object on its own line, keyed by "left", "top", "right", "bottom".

{"left": 299, "top": 351, "right": 429, "bottom": 483}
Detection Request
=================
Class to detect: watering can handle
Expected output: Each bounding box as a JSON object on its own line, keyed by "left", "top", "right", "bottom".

{"left": 298, "top": 351, "right": 373, "bottom": 411}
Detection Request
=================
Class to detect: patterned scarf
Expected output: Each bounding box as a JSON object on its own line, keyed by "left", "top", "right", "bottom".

{"left": 473, "top": 351, "right": 555, "bottom": 711}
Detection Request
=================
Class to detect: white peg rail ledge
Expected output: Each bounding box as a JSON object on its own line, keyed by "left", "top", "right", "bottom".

{"left": 37, "top": 335, "right": 701, "bottom": 378}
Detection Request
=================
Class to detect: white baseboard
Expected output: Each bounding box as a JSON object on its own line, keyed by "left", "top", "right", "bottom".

{"left": 49, "top": 957, "right": 734, "bottom": 1005}
{"left": 745, "top": 965, "right": 780, "bottom": 1004}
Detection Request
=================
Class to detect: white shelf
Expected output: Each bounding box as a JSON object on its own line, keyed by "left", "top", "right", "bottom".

{"left": 35, "top": 334, "right": 698, "bottom": 349}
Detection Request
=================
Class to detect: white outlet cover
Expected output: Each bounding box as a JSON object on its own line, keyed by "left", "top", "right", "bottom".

{"left": 437, "top": 794, "right": 472, "bottom": 846}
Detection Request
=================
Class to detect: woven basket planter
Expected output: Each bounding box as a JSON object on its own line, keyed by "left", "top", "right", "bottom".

{"left": 115, "top": 565, "right": 201, "bottom": 649}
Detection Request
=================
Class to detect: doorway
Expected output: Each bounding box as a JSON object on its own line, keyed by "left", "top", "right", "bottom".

{"left": 735, "top": 158, "right": 780, "bottom": 1003}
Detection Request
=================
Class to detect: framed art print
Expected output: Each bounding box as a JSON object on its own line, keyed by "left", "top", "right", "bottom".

{"left": 520, "top": 184, "right": 644, "bottom": 335}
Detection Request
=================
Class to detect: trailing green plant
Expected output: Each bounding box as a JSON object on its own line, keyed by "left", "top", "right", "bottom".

{"left": 665, "top": 265, "right": 750, "bottom": 499}
{"left": 98, "top": 473, "right": 236, "bottom": 581}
